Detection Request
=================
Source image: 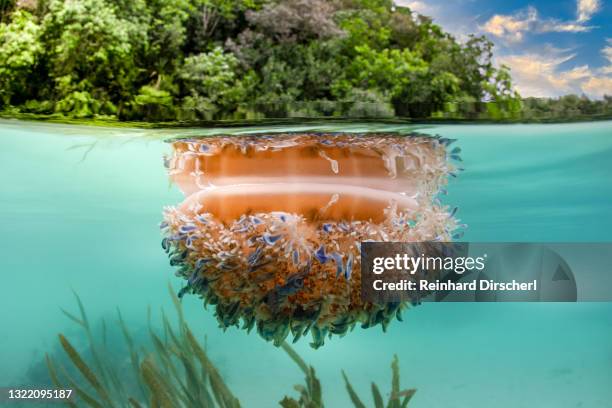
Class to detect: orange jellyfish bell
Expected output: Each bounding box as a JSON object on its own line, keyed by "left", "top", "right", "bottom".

{"left": 161, "top": 132, "right": 461, "bottom": 348}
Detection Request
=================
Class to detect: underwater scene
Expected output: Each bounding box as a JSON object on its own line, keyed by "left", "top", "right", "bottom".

{"left": 1, "top": 119, "right": 612, "bottom": 407}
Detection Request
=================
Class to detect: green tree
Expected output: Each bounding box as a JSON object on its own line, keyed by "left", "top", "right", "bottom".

{"left": 0, "top": 9, "right": 42, "bottom": 106}
{"left": 41, "top": 0, "right": 145, "bottom": 116}
{"left": 185, "top": 0, "right": 262, "bottom": 51}
{"left": 178, "top": 46, "right": 252, "bottom": 120}
{"left": 0, "top": 0, "right": 532, "bottom": 121}
{"left": 0, "top": 0, "right": 15, "bottom": 23}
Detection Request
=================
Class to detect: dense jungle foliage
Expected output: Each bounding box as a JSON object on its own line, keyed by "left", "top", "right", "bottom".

{"left": 0, "top": 0, "right": 609, "bottom": 122}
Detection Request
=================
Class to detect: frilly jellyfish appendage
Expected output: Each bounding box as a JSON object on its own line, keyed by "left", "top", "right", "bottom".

{"left": 161, "top": 133, "right": 461, "bottom": 348}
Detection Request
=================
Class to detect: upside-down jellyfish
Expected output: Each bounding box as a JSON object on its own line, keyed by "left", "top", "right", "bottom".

{"left": 161, "top": 133, "right": 462, "bottom": 348}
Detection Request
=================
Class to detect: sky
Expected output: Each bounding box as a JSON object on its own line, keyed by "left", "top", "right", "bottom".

{"left": 394, "top": 0, "right": 612, "bottom": 98}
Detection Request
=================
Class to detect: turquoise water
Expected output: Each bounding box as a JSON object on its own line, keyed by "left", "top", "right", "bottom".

{"left": 1, "top": 119, "right": 611, "bottom": 407}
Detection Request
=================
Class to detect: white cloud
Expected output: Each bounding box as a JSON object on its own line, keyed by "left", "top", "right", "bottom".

{"left": 602, "top": 39, "right": 612, "bottom": 63}
{"left": 481, "top": 7, "right": 537, "bottom": 42}
{"left": 598, "top": 39, "right": 612, "bottom": 74}
{"left": 577, "top": 0, "right": 601, "bottom": 23}
{"left": 498, "top": 53, "right": 582, "bottom": 96}
{"left": 498, "top": 50, "right": 611, "bottom": 98}
{"left": 481, "top": 0, "right": 599, "bottom": 43}
{"left": 393, "top": 0, "right": 477, "bottom": 42}
{"left": 581, "top": 76, "right": 612, "bottom": 98}
{"left": 538, "top": 20, "right": 591, "bottom": 33}
{"left": 394, "top": 0, "right": 437, "bottom": 16}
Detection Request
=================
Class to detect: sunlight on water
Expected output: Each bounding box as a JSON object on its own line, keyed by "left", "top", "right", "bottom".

{"left": 0, "top": 119, "right": 611, "bottom": 407}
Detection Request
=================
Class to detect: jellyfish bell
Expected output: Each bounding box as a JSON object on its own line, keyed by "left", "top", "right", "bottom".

{"left": 161, "top": 132, "right": 461, "bottom": 348}
{"left": 166, "top": 133, "right": 451, "bottom": 198}
{"left": 178, "top": 184, "right": 419, "bottom": 223}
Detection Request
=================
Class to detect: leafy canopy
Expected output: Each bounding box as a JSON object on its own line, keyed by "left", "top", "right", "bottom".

{"left": 0, "top": 0, "right": 527, "bottom": 121}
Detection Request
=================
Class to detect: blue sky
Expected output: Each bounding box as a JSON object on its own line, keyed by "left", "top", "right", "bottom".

{"left": 394, "top": 0, "right": 612, "bottom": 98}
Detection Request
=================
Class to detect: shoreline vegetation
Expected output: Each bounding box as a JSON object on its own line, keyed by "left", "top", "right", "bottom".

{"left": 2, "top": 105, "right": 612, "bottom": 129}
{"left": 1, "top": 0, "right": 610, "bottom": 126}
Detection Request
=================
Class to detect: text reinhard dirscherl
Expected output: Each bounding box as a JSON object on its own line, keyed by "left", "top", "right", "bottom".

{"left": 373, "top": 279, "right": 538, "bottom": 292}
{"left": 370, "top": 253, "right": 538, "bottom": 293}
